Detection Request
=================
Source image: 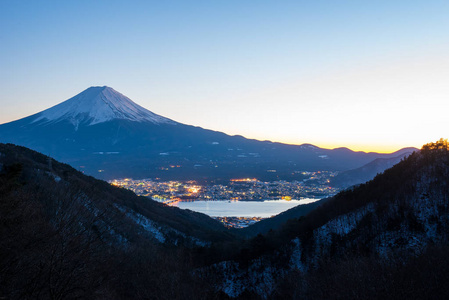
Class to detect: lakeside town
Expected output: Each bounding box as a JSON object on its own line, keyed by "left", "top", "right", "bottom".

{"left": 213, "top": 216, "right": 266, "bottom": 228}
{"left": 110, "top": 171, "right": 339, "bottom": 204}
{"left": 109, "top": 171, "right": 339, "bottom": 227}
{"left": 110, "top": 173, "right": 339, "bottom": 227}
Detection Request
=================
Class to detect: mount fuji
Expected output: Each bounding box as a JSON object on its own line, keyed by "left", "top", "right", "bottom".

{"left": 0, "top": 86, "right": 416, "bottom": 181}
{"left": 31, "top": 86, "right": 175, "bottom": 127}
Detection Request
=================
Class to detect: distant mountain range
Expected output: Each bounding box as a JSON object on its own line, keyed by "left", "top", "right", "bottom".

{"left": 0, "top": 86, "right": 417, "bottom": 181}
{"left": 329, "top": 151, "right": 414, "bottom": 188}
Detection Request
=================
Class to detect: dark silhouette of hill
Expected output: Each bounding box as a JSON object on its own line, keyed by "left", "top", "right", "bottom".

{"left": 0, "top": 143, "right": 235, "bottom": 299}
{"left": 238, "top": 198, "right": 327, "bottom": 237}
{"left": 204, "top": 139, "right": 449, "bottom": 299}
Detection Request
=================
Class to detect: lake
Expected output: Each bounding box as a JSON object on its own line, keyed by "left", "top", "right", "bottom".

{"left": 174, "top": 198, "right": 320, "bottom": 217}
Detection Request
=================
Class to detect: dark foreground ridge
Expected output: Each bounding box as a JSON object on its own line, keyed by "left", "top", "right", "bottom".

{"left": 0, "top": 143, "right": 235, "bottom": 299}
{"left": 205, "top": 139, "right": 449, "bottom": 298}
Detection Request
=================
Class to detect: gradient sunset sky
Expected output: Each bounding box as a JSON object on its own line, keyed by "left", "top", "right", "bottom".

{"left": 1, "top": 0, "right": 448, "bottom": 153}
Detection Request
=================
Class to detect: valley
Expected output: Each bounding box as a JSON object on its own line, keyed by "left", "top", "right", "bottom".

{"left": 1, "top": 137, "right": 448, "bottom": 299}
{"left": 110, "top": 176, "right": 336, "bottom": 228}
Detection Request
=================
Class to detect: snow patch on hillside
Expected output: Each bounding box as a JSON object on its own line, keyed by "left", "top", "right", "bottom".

{"left": 212, "top": 258, "right": 282, "bottom": 299}
{"left": 313, "top": 204, "right": 374, "bottom": 246}
{"left": 45, "top": 171, "right": 61, "bottom": 183}
{"left": 127, "top": 211, "right": 166, "bottom": 243}
{"left": 289, "top": 238, "right": 306, "bottom": 272}
{"left": 309, "top": 204, "right": 374, "bottom": 266}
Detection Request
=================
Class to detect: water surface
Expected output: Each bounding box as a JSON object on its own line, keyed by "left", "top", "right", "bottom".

{"left": 174, "top": 198, "right": 320, "bottom": 217}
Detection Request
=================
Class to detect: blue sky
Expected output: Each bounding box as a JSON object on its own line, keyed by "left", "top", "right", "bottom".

{"left": 1, "top": 0, "right": 449, "bottom": 152}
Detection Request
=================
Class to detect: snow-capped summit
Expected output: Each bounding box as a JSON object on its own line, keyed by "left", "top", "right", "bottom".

{"left": 32, "top": 86, "right": 175, "bottom": 127}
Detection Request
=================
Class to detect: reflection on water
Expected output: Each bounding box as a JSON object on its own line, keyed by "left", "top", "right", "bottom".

{"left": 174, "top": 198, "right": 320, "bottom": 217}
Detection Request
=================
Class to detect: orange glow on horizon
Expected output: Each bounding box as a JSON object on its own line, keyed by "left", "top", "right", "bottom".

{"left": 276, "top": 139, "right": 422, "bottom": 154}
{"left": 224, "top": 132, "right": 423, "bottom": 155}
{"left": 316, "top": 143, "right": 419, "bottom": 154}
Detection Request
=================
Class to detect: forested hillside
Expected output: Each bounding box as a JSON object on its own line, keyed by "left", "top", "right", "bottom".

{"left": 205, "top": 139, "right": 449, "bottom": 299}
{"left": 0, "top": 143, "right": 234, "bottom": 299}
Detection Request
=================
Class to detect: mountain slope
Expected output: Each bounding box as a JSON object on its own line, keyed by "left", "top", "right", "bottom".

{"left": 207, "top": 140, "right": 449, "bottom": 298}
{"left": 0, "top": 86, "right": 417, "bottom": 181}
{"left": 0, "top": 143, "right": 233, "bottom": 241}
{"left": 0, "top": 142, "right": 239, "bottom": 298}
{"left": 238, "top": 198, "right": 328, "bottom": 237}
{"left": 239, "top": 149, "right": 415, "bottom": 238}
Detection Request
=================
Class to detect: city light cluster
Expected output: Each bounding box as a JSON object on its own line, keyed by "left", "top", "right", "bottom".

{"left": 109, "top": 171, "right": 339, "bottom": 205}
